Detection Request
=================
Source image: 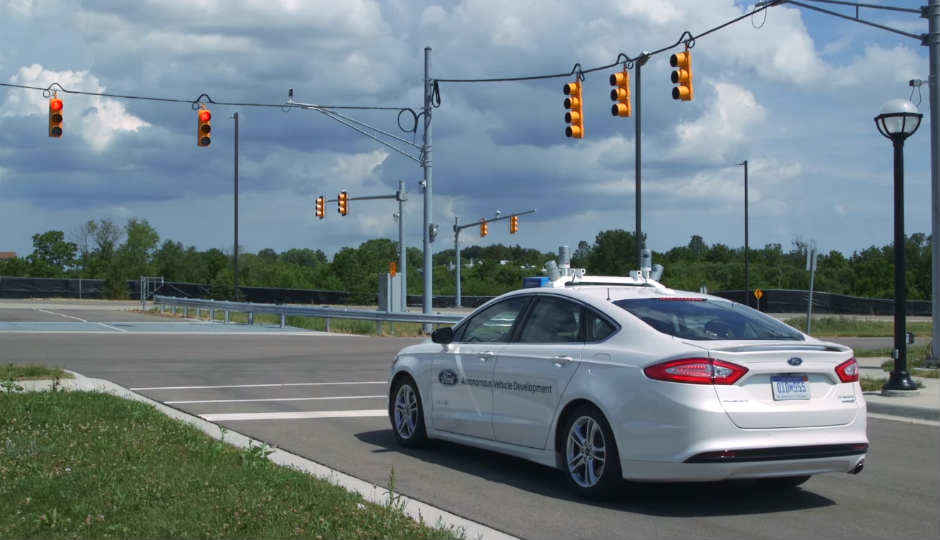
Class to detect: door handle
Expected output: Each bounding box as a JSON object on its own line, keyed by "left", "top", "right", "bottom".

{"left": 480, "top": 351, "right": 496, "bottom": 362}
{"left": 553, "top": 355, "right": 574, "bottom": 367}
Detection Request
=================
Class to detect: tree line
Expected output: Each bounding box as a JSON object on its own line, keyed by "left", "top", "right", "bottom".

{"left": 0, "top": 218, "right": 931, "bottom": 301}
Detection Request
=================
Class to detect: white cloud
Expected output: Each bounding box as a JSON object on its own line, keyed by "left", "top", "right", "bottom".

{"left": 330, "top": 149, "right": 389, "bottom": 184}
{"left": 3, "top": 64, "right": 149, "bottom": 152}
{"left": 673, "top": 82, "right": 767, "bottom": 163}
{"left": 832, "top": 44, "right": 923, "bottom": 88}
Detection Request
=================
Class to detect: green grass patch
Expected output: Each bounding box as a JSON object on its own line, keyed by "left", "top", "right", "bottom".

{"left": 150, "top": 307, "right": 430, "bottom": 337}
{"left": 783, "top": 317, "right": 932, "bottom": 337}
{"left": 859, "top": 377, "right": 885, "bottom": 392}
{"left": 0, "top": 390, "right": 459, "bottom": 539}
{"left": 855, "top": 343, "right": 930, "bottom": 358}
{"left": 0, "top": 364, "right": 72, "bottom": 381}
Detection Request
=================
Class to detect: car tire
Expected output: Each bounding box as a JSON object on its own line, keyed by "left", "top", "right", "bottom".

{"left": 757, "top": 475, "right": 811, "bottom": 489}
{"left": 560, "top": 404, "right": 622, "bottom": 499}
{"left": 389, "top": 375, "right": 428, "bottom": 448}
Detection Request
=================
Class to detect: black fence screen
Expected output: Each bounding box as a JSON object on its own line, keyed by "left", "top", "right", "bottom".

{"left": 0, "top": 276, "right": 931, "bottom": 315}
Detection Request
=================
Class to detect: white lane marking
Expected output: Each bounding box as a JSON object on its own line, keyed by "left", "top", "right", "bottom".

{"left": 0, "top": 330, "right": 334, "bottom": 336}
{"left": 200, "top": 409, "right": 387, "bottom": 421}
{"left": 167, "top": 395, "right": 385, "bottom": 405}
{"left": 132, "top": 381, "right": 386, "bottom": 391}
{"left": 868, "top": 412, "right": 940, "bottom": 427}
{"left": 37, "top": 308, "right": 87, "bottom": 322}
{"left": 97, "top": 322, "right": 128, "bottom": 333}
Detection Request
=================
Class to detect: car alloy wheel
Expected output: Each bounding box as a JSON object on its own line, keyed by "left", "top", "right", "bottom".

{"left": 394, "top": 383, "right": 419, "bottom": 440}
{"left": 566, "top": 416, "right": 608, "bottom": 488}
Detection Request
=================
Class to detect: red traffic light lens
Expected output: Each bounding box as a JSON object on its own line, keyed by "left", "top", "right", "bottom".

{"left": 49, "top": 99, "right": 63, "bottom": 112}
{"left": 199, "top": 110, "right": 211, "bottom": 123}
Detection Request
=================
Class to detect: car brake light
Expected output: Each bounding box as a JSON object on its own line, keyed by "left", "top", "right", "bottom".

{"left": 644, "top": 357, "right": 748, "bottom": 385}
{"left": 835, "top": 358, "right": 859, "bottom": 383}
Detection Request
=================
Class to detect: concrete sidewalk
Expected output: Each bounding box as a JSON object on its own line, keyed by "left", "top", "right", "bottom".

{"left": 858, "top": 356, "right": 939, "bottom": 421}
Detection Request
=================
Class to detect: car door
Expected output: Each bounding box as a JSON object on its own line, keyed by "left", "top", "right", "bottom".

{"left": 492, "top": 295, "right": 584, "bottom": 449}
{"left": 431, "top": 295, "right": 531, "bottom": 440}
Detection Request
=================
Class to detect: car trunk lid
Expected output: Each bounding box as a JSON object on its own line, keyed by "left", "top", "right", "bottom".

{"left": 681, "top": 340, "right": 860, "bottom": 429}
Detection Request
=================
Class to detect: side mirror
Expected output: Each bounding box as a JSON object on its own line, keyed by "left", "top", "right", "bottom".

{"left": 431, "top": 326, "right": 454, "bottom": 344}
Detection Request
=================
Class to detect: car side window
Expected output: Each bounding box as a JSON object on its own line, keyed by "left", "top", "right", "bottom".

{"left": 459, "top": 296, "right": 530, "bottom": 343}
{"left": 517, "top": 297, "right": 583, "bottom": 343}
{"left": 584, "top": 309, "right": 616, "bottom": 342}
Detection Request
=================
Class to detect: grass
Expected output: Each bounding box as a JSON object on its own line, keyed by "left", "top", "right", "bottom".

{"left": 149, "top": 307, "right": 430, "bottom": 337}
{"left": 859, "top": 377, "right": 886, "bottom": 392}
{"left": 783, "top": 316, "right": 932, "bottom": 337}
{"left": 0, "top": 364, "right": 72, "bottom": 381}
{"left": 0, "top": 390, "right": 460, "bottom": 540}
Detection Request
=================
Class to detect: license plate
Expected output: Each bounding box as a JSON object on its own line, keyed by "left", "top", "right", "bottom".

{"left": 771, "top": 375, "right": 810, "bottom": 401}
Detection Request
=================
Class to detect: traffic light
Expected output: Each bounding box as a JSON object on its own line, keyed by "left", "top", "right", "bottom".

{"left": 669, "top": 48, "right": 694, "bottom": 101}
{"left": 563, "top": 80, "right": 583, "bottom": 139}
{"left": 609, "top": 70, "right": 631, "bottom": 117}
{"left": 196, "top": 106, "right": 212, "bottom": 146}
{"left": 509, "top": 215, "right": 519, "bottom": 234}
{"left": 480, "top": 219, "right": 488, "bottom": 237}
{"left": 338, "top": 190, "right": 348, "bottom": 216}
{"left": 48, "top": 94, "right": 63, "bottom": 138}
{"left": 315, "top": 196, "right": 325, "bottom": 219}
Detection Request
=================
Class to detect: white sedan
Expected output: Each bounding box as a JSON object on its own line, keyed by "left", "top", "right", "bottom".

{"left": 388, "top": 279, "right": 868, "bottom": 498}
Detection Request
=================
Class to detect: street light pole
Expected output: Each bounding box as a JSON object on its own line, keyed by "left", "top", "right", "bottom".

{"left": 927, "top": 0, "right": 940, "bottom": 367}
{"left": 875, "top": 99, "right": 923, "bottom": 392}
{"left": 454, "top": 216, "right": 461, "bottom": 308}
{"left": 233, "top": 111, "right": 239, "bottom": 301}
{"left": 635, "top": 54, "right": 649, "bottom": 269}
{"left": 398, "top": 180, "right": 407, "bottom": 312}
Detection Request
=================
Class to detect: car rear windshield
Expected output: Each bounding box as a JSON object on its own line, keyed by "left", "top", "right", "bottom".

{"left": 614, "top": 298, "right": 804, "bottom": 341}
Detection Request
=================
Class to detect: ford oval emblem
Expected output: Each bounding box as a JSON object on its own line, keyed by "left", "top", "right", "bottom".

{"left": 788, "top": 357, "right": 803, "bottom": 366}
{"left": 438, "top": 369, "right": 458, "bottom": 386}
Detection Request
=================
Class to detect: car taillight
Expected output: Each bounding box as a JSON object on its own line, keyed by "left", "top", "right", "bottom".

{"left": 835, "top": 358, "right": 859, "bottom": 383}
{"left": 644, "top": 358, "right": 748, "bottom": 385}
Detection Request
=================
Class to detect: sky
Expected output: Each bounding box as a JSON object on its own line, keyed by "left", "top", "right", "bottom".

{"left": 0, "top": 0, "right": 932, "bottom": 261}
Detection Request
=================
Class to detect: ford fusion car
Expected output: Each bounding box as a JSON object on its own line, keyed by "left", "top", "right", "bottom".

{"left": 387, "top": 272, "right": 868, "bottom": 498}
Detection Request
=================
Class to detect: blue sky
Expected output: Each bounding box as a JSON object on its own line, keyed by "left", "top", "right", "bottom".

{"left": 0, "top": 0, "right": 931, "bottom": 260}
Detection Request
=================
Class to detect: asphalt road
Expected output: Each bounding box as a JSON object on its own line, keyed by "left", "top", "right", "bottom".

{"left": 1, "top": 308, "right": 937, "bottom": 540}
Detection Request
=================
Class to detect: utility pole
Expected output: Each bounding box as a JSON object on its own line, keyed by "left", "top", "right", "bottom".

{"left": 422, "top": 47, "right": 434, "bottom": 332}
{"left": 739, "top": 160, "right": 750, "bottom": 305}
{"left": 454, "top": 216, "right": 462, "bottom": 307}
{"left": 233, "top": 111, "right": 239, "bottom": 301}
{"left": 635, "top": 53, "right": 649, "bottom": 269}
{"left": 927, "top": 0, "right": 940, "bottom": 367}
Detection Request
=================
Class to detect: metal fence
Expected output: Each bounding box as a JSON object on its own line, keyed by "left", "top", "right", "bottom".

{"left": 153, "top": 295, "right": 464, "bottom": 332}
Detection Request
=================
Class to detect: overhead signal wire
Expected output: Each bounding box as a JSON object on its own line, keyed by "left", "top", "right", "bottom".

{"left": 433, "top": 1, "right": 785, "bottom": 85}
{"left": 0, "top": 81, "right": 412, "bottom": 112}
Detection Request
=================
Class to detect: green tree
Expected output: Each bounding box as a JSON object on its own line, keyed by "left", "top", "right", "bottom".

{"left": 27, "top": 230, "right": 76, "bottom": 277}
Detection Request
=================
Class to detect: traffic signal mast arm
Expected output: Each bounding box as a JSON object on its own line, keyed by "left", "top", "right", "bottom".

{"left": 453, "top": 209, "right": 537, "bottom": 232}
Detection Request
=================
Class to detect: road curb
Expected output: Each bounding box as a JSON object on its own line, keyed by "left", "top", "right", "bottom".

{"left": 866, "top": 401, "right": 940, "bottom": 421}
{"left": 22, "top": 372, "right": 518, "bottom": 540}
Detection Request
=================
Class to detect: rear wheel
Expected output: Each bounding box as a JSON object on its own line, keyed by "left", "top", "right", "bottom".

{"left": 389, "top": 376, "right": 427, "bottom": 447}
{"left": 757, "top": 475, "right": 811, "bottom": 489}
{"left": 560, "top": 405, "right": 622, "bottom": 499}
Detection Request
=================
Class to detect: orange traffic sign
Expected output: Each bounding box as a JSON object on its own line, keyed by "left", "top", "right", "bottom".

{"left": 754, "top": 288, "right": 764, "bottom": 300}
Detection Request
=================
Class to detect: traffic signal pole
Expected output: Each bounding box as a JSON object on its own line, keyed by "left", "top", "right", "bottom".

{"left": 452, "top": 209, "right": 536, "bottom": 307}
{"left": 422, "top": 47, "right": 434, "bottom": 332}
{"left": 233, "top": 111, "right": 239, "bottom": 301}
{"left": 635, "top": 54, "right": 649, "bottom": 270}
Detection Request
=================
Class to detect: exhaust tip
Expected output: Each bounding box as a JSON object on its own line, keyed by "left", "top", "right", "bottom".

{"left": 850, "top": 460, "right": 865, "bottom": 475}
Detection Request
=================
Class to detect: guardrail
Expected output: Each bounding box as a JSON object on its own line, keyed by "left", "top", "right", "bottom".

{"left": 152, "top": 295, "right": 464, "bottom": 333}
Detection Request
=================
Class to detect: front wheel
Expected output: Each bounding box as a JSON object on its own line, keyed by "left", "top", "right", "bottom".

{"left": 561, "top": 405, "right": 622, "bottom": 499}
{"left": 389, "top": 376, "right": 428, "bottom": 447}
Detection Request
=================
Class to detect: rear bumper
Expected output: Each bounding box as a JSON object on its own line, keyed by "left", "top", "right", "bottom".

{"left": 621, "top": 452, "right": 866, "bottom": 482}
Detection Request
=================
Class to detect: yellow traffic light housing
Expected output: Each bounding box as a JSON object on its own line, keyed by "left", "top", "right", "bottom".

{"left": 48, "top": 94, "right": 63, "bottom": 138}
{"left": 563, "top": 81, "right": 584, "bottom": 139}
{"left": 196, "top": 106, "right": 212, "bottom": 146}
{"left": 670, "top": 49, "right": 694, "bottom": 102}
{"left": 480, "top": 219, "right": 488, "bottom": 237}
{"left": 338, "top": 191, "right": 348, "bottom": 216}
{"left": 315, "top": 196, "right": 325, "bottom": 219}
{"left": 509, "top": 215, "right": 519, "bottom": 234}
{"left": 609, "top": 70, "right": 631, "bottom": 117}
